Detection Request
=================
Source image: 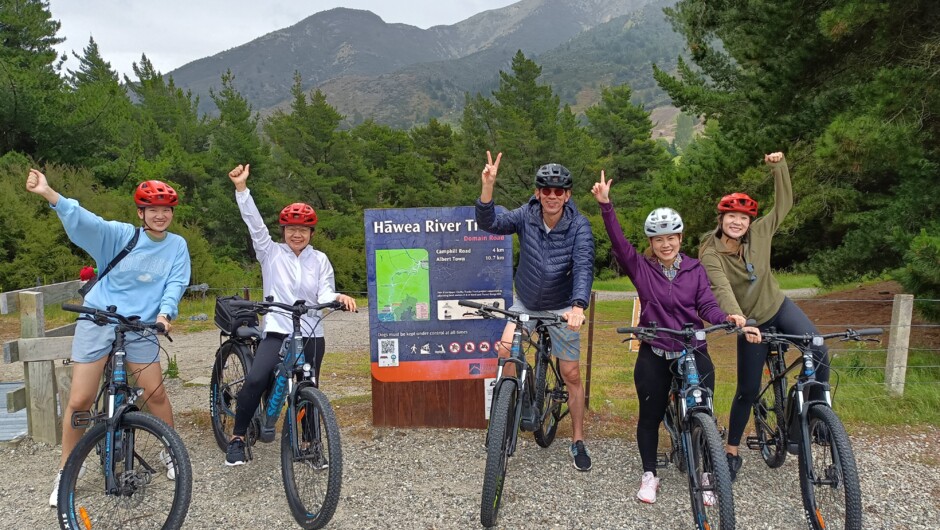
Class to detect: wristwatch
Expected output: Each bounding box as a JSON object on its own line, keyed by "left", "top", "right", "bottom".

{"left": 158, "top": 313, "right": 172, "bottom": 322}
{"left": 572, "top": 301, "right": 587, "bottom": 309}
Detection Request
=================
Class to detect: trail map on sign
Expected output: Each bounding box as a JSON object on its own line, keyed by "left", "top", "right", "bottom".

{"left": 375, "top": 249, "right": 431, "bottom": 322}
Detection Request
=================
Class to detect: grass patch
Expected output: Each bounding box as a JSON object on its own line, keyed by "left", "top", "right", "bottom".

{"left": 323, "top": 351, "right": 371, "bottom": 377}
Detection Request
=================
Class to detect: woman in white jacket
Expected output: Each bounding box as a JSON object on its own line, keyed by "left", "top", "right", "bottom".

{"left": 223, "top": 164, "right": 356, "bottom": 466}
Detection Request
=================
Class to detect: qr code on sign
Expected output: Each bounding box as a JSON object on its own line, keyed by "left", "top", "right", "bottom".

{"left": 379, "top": 338, "right": 398, "bottom": 356}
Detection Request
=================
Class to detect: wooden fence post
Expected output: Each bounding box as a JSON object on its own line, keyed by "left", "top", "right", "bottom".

{"left": 19, "top": 291, "right": 62, "bottom": 444}
{"left": 585, "top": 291, "right": 596, "bottom": 410}
{"left": 885, "top": 294, "right": 914, "bottom": 396}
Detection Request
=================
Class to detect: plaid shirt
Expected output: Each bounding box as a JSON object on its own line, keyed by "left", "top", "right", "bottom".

{"left": 660, "top": 254, "right": 683, "bottom": 281}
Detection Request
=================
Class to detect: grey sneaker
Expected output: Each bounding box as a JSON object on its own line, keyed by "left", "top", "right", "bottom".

{"left": 570, "top": 440, "right": 592, "bottom": 471}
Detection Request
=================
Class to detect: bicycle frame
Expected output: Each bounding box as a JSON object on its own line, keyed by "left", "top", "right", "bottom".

{"left": 227, "top": 297, "right": 343, "bottom": 460}
{"left": 759, "top": 339, "right": 832, "bottom": 454}
{"left": 63, "top": 304, "right": 166, "bottom": 495}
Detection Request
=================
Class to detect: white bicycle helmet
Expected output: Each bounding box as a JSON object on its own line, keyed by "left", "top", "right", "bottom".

{"left": 644, "top": 207, "right": 684, "bottom": 236}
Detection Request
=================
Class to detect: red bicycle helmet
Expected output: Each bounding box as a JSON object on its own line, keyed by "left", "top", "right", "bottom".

{"left": 279, "top": 203, "right": 318, "bottom": 226}
{"left": 717, "top": 192, "right": 759, "bottom": 217}
{"left": 134, "top": 180, "right": 179, "bottom": 207}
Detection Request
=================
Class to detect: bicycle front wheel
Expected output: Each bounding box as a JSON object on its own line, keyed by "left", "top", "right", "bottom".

{"left": 688, "top": 412, "right": 735, "bottom": 530}
{"left": 664, "top": 394, "right": 686, "bottom": 473}
{"left": 533, "top": 349, "right": 565, "bottom": 448}
{"left": 481, "top": 379, "right": 517, "bottom": 528}
{"left": 798, "top": 404, "right": 862, "bottom": 530}
{"left": 210, "top": 339, "right": 254, "bottom": 452}
{"left": 281, "top": 386, "right": 343, "bottom": 530}
{"left": 57, "top": 412, "right": 192, "bottom": 530}
{"left": 753, "top": 367, "right": 787, "bottom": 468}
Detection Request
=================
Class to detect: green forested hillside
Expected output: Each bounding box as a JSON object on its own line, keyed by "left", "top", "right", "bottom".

{"left": 1, "top": 0, "right": 937, "bottom": 314}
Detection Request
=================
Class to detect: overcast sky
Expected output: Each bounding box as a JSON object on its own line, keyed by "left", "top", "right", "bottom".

{"left": 47, "top": 1, "right": 517, "bottom": 79}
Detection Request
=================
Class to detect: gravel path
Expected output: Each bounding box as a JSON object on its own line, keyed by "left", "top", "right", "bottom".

{"left": 1, "top": 309, "right": 937, "bottom": 529}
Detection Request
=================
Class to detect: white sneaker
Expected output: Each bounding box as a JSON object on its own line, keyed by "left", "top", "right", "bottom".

{"left": 159, "top": 449, "right": 176, "bottom": 480}
{"left": 702, "top": 472, "right": 716, "bottom": 506}
{"left": 49, "top": 470, "right": 62, "bottom": 507}
{"left": 637, "top": 471, "right": 660, "bottom": 503}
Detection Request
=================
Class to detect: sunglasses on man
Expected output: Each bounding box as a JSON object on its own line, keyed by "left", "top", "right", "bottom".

{"left": 539, "top": 188, "right": 567, "bottom": 197}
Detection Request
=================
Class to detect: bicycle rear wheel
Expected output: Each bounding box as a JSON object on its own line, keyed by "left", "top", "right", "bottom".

{"left": 210, "top": 340, "right": 254, "bottom": 452}
{"left": 533, "top": 346, "right": 565, "bottom": 448}
{"left": 688, "top": 412, "right": 735, "bottom": 530}
{"left": 281, "top": 386, "right": 342, "bottom": 530}
{"left": 753, "top": 373, "right": 787, "bottom": 468}
{"left": 481, "top": 380, "right": 517, "bottom": 528}
{"left": 798, "top": 404, "right": 862, "bottom": 530}
{"left": 57, "top": 412, "right": 192, "bottom": 530}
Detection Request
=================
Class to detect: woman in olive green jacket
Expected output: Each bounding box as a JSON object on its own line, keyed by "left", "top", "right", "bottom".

{"left": 699, "top": 152, "right": 828, "bottom": 481}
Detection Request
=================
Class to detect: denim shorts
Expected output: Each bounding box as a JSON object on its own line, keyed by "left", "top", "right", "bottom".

{"left": 70, "top": 318, "right": 161, "bottom": 364}
{"left": 508, "top": 300, "right": 581, "bottom": 361}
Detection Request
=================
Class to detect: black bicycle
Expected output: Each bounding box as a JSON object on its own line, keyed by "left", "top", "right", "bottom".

{"left": 458, "top": 300, "right": 567, "bottom": 528}
{"left": 745, "top": 327, "right": 882, "bottom": 530}
{"left": 209, "top": 295, "right": 264, "bottom": 453}
{"left": 222, "top": 297, "right": 346, "bottom": 530}
{"left": 617, "top": 322, "right": 739, "bottom": 530}
{"left": 57, "top": 304, "right": 193, "bottom": 530}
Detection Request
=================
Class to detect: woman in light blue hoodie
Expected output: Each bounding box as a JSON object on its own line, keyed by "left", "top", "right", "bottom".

{"left": 27, "top": 169, "right": 191, "bottom": 507}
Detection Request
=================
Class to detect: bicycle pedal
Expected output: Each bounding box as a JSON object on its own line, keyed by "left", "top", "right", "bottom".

{"left": 655, "top": 453, "right": 670, "bottom": 469}
{"left": 71, "top": 410, "right": 100, "bottom": 428}
{"left": 259, "top": 427, "right": 276, "bottom": 443}
{"left": 554, "top": 391, "right": 569, "bottom": 404}
{"left": 744, "top": 436, "right": 763, "bottom": 450}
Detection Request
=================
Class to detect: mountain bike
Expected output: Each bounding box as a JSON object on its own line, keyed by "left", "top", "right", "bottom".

{"left": 457, "top": 300, "right": 567, "bottom": 528}
{"left": 617, "top": 322, "right": 741, "bottom": 530}
{"left": 57, "top": 304, "right": 193, "bottom": 530}
{"left": 209, "top": 295, "right": 263, "bottom": 453}
{"left": 745, "top": 327, "right": 882, "bottom": 530}
{"left": 226, "top": 297, "right": 346, "bottom": 530}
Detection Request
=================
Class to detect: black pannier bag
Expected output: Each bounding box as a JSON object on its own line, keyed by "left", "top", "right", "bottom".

{"left": 214, "top": 295, "right": 259, "bottom": 335}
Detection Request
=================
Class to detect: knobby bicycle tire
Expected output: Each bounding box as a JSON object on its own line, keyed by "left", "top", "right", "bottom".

{"left": 533, "top": 344, "right": 564, "bottom": 448}
{"left": 798, "top": 405, "right": 862, "bottom": 530}
{"left": 210, "top": 340, "right": 254, "bottom": 452}
{"left": 688, "top": 412, "right": 735, "bottom": 530}
{"left": 58, "top": 411, "right": 193, "bottom": 530}
{"left": 281, "top": 386, "right": 343, "bottom": 530}
{"left": 481, "top": 379, "right": 517, "bottom": 528}
{"left": 754, "top": 373, "right": 788, "bottom": 468}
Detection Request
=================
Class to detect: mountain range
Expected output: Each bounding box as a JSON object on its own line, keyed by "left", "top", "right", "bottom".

{"left": 167, "top": 0, "right": 686, "bottom": 129}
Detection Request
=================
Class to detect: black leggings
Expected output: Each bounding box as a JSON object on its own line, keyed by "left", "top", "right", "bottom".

{"left": 233, "top": 333, "right": 326, "bottom": 437}
{"left": 635, "top": 342, "right": 715, "bottom": 475}
{"left": 726, "top": 297, "right": 829, "bottom": 446}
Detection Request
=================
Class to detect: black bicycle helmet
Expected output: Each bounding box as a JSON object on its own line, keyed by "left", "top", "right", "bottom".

{"left": 535, "top": 163, "right": 573, "bottom": 189}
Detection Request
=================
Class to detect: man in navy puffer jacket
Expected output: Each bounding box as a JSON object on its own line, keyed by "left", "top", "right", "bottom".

{"left": 475, "top": 151, "right": 596, "bottom": 471}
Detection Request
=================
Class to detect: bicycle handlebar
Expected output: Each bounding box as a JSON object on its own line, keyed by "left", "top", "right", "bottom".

{"left": 62, "top": 303, "right": 166, "bottom": 334}
{"left": 229, "top": 298, "right": 345, "bottom": 316}
{"left": 761, "top": 327, "right": 883, "bottom": 345}
{"left": 457, "top": 300, "right": 565, "bottom": 324}
{"left": 616, "top": 321, "right": 739, "bottom": 342}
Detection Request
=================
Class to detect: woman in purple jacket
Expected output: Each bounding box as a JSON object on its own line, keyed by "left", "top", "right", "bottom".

{"left": 592, "top": 171, "right": 759, "bottom": 504}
